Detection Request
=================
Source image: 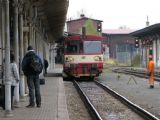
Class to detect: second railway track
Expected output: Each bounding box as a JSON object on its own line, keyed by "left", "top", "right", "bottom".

{"left": 73, "top": 80, "right": 159, "bottom": 120}
{"left": 112, "top": 67, "right": 160, "bottom": 81}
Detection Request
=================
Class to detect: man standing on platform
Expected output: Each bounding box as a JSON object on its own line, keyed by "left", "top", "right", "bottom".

{"left": 22, "top": 45, "right": 43, "bottom": 108}
{"left": 147, "top": 55, "right": 155, "bottom": 88}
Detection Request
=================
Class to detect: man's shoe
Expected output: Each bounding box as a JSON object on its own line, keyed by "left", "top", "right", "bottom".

{"left": 26, "top": 104, "right": 35, "bottom": 108}
{"left": 37, "top": 104, "right": 41, "bottom": 108}
{"left": 150, "top": 85, "right": 154, "bottom": 88}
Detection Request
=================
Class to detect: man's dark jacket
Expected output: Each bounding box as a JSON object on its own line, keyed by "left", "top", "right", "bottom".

{"left": 22, "top": 51, "right": 43, "bottom": 76}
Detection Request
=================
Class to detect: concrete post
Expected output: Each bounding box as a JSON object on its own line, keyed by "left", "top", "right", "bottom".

{"left": 157, "top": 37, "right": 160, "bottom": 67}
{"left": 24, "top": 32, "right": 28, "bottom": 53}
{"left": 35, "top": 31, "right": 38, "bottom": 52}
{"left": 49, "top": 43, "right": 53, "bottom": 70}
{"left": 23, "top": 32, "right": 28, "bottom": 94}
{"left": 31, "top": 27, "right": 34, "bottom": 46}
{"left": 19, "top": 12, "right": 25, "bottom": 99}
{"left": 155, "top": 39, "right": 158, "bottom": 67}
{"left": 3, "top": 0, "right": 12, "bottom": 115}
{"left": 33, "top": 28, "right": 35, "bottom": 48}
{"left": 23, "top": 14, "right": 28, "bottom": 95}
{"left": 38, "top": 35, "right": 45, "bottom": 79}
{"left": 1, "top": 0, "right": 5, "bottom": 75}
{"left": 153, "top": 40, "right": 156, "bottom": 66}
{"left": 53, "top": 45, "right": 56, "bottom": 69}
{"left": 139, "top": 39, "right": 142, "bottom": 67}
{"left": 36, "top": 32, "right": 40, "bottom": 53}
{"left": 0, "top": 1, "right": 2, "bottom": 65}
{"left": 145, "top": 46, "right": 148, "bottom": 68}
{"left": 0, "top": 0, "right": 3, "bottom": 86}
{"left": 29, "top": 23, "right": 32, "bottom": 45}
{"left": 13, "top": 0, "right": 19, "bottom": 106}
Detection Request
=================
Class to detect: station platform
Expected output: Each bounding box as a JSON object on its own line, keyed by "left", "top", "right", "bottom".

{"left": 0, "top": 64, "right": 69, "bottom": 120}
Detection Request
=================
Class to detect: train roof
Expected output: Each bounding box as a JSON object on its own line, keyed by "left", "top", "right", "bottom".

{"left": 64, "top": 35, "right": 105, "bottom": 41}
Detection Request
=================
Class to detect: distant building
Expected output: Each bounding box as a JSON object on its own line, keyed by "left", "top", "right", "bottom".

{"left": 66, "top": 14, "right": 103, "bottom": 36}
{"left": 131, "top": 23, "right": 160, "bottom": 67}
{"left": 102, "top": 29, "right": 137, "bottom": 65}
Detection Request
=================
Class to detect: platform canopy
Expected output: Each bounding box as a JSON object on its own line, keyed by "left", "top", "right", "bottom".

{"left": 32, "top": 0, "right": 69, "bottom": 41}
{"left": 130, "top": 23, "right": 160, "bottom": 37}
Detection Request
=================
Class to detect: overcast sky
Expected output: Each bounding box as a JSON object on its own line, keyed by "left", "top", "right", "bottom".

{"left": 67, "top": 0, "right": 160, "bottom": 30}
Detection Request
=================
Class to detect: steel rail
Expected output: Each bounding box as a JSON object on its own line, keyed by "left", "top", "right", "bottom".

{"left": 95, "top": 80, "right": 160, "bottom": 120}
{"left": 73, "top": 80, "right": 103, "bottom": 120}
{"left": 112, "top": 68, "right": 160, "bottom": 82}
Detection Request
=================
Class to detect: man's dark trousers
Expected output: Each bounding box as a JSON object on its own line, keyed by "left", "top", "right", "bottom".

{"left": 27, "top": 75, "right": 41, "bottom": 106}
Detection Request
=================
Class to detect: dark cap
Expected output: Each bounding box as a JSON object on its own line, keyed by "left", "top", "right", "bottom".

{"left": 27, "top": 45, "right": 33, "bottom": 51}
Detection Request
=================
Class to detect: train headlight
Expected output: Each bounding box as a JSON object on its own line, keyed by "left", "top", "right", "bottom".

{"left": 65, "top": 56, "right": 74, "bottom": 62}
{"left": 94, "top": 56, "right": 102, "bottom": 61}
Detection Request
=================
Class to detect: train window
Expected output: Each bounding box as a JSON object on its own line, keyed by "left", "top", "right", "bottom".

{"left": 65, "top": 41, "right": 78, "bottom": 53}
{"left": 84, "top": 41, "right": 101, "bottom": 54}
{"left": 65, "top": 41, "right": 84, "bottom": 54}
{"left": 79, "top": 42, "right": 83, "bottom": 53}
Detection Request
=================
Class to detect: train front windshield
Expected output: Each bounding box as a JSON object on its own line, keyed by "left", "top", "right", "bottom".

{"left": 84, "top": 41, "right": 101, "bottom": 54}
{"left": 65, "top": 40, "right": 102, "bottom": 54}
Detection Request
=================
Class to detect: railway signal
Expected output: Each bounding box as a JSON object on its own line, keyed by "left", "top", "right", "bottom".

{"left": 97, "top": 22, "right": 102, "bottom": 32}
{"left": 149, "top": 47, "right": 153, "bottom": 55}
{"left": 135, "top": 39, "right": 139, "bottom": 48}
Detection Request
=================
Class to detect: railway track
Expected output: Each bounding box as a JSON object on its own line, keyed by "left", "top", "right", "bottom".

{"left": 112, "top": 68, "right": 160, "bottom": 82}
{"left": 73, "top": 80, "right": 102, "bottom": 120}
{"left": 73, "top": 80, "right": 159, "bottom": 120}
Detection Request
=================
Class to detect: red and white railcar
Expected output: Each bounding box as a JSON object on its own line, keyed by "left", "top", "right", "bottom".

{"left": 62, "top": 35, "right": 104, "bottom": 80}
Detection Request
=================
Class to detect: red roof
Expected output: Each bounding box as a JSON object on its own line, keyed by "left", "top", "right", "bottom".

{"left": 102, "top": 29, "right": 136, "bottom": 34}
